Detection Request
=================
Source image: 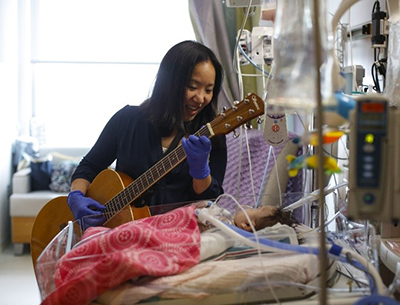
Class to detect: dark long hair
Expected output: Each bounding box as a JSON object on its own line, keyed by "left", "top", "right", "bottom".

{"left": 141, "top": 40, "right": 224, "bottom": 137}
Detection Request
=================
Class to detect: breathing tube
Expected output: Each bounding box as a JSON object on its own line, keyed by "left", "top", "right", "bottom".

{"left": 196, "top": 208, "right": 386, "bottom": 295}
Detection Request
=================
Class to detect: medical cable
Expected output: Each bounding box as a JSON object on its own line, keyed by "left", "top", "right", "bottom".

{"left": 283, "top": 181, "right": 348, "bottom": 211}
{"left": 339, "top": 133, "right": 350, "bottom": 160}
{"left": 232, "top": 126, "right": 273, "bottom": 210}
{"left": 227, "top": 193, "right": 282, "bottom": 304}
{"left": 212, "top": 193, "right": 282, "bottom": 304}
{"left": 321, "top": 206, "right": 347, "bottom": 230}
{"left": 197, "top": 203, "right": 385, "bottom": 295}
{"left": 291, "top": 111, "right": 311, "bottom": 194}
{"left": 336, "top": 261, "right": 369, "bottom": 289}
{"left": 236, "top": 45, "right": 244, "bottom": 100}
{"left": 243, "top": 128, "right": 258, "bottom": 207}
{"left": 330, "top": 241, "right": 380, "bottom": 295}
{"left": 331, "top": 0, "right": 359, "bottom": 91}
{"left": 387, "top": 263, "right": 400, "bottom": 297}
{"left": 328, "top": 213, "right": 379, "bottom": 270}
{"left": 232, "top": 0, "right": 274, "bottom": 80}
{"left": 301, "top": 114, "right": 314, "bottom": 194}
{"left": 233, "top": 126, "right": 244, "bottom": 200}
{"left": 255, "top": 145, "right": 282, "bottom": 209}
{"left": 256, "top": 145, "right": 273, "bottom": 208}
{"left": 322, "top": 140, "right": 350, "bottom": 161}
{"left": 232, "top": 0, "right": 253, "bottom": 77}
{"left": 232, "top": 0, "right": 248, "bottom": 100}
{"left": 331, "top": 0, "right": 360, "bottom": 35}
{"left": 272, "top": 147, "right": 283, "bottom": 207}
{"left": 345, "top": 252, "right": 377, "bottom": 295}
{"left": 347, "top": 9, "right": 356, "bottom": 91}
{"left": 237, "top": 43, "right": 273, "bottom": 77}
{"left": 211, "top": 199, "right": 383, "bottom": 296}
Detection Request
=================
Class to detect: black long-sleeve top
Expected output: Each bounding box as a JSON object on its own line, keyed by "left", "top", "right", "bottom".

{"left": 71, "top": 105, "right": 227, "bottom": 208}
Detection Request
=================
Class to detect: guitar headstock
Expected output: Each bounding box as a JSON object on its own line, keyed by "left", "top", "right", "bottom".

{"left": 210, "top": 93, "right": 265, "bottom": 136}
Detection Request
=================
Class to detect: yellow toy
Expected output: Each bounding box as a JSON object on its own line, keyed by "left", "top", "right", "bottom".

{"left": 286, "top": 154, "right": 342, "bottom": 178}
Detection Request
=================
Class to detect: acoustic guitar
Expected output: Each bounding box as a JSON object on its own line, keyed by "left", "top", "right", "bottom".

{"left": 30, "top": 93, "right": 264, "bottom": 270}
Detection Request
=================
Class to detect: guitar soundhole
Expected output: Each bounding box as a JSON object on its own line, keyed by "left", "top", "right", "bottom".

{"left": 133, "top": 198, "right": 146, "bottom": 208}
{"left": 133, "top": 189, "right": 155, "bottom": 208}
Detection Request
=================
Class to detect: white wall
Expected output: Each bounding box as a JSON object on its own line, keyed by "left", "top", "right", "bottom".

{"left": 0, "top": 0, "right": 19, "bottom": 250}
{"left": 327, "top": 0, "right": 387, "bottom": 89}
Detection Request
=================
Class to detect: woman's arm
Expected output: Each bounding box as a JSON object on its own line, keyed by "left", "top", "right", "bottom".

{"left": 193, "top": 176, "right": 212, "bottom": 195}
{"left": 70, "top": 178, "right": 91, "bottom": 194}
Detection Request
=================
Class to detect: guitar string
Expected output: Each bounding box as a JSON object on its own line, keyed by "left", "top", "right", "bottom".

{"left": 103, "top": 125, "right": 212, "bottom": 220}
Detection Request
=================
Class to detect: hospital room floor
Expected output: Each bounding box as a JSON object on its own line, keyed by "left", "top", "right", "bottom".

{"left": 0, "top": 244, "right": 41, "bottom": 305}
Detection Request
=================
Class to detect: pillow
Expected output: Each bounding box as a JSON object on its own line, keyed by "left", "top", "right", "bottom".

{"left": 49, "top": 160, "right": 79, "bottom": 192}
{"left": 30, "top": 155, "right": 53, "bottom": 191}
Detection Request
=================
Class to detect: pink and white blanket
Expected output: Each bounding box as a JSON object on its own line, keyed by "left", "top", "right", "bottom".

{"left": 39, "top": 206, "right": 201, "bottom": 305}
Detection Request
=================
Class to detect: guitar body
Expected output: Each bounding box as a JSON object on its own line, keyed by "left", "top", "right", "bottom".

{"left": 31, "top": 169, "right": 150, "bottom": 272}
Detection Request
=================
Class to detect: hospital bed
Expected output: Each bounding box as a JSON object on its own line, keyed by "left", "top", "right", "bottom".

{"left": 34, "top": 195, "right": 385, "bottom": 305}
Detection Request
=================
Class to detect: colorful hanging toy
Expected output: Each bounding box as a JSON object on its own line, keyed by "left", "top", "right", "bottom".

{"left": 287, "top": 129, "right": 345, "bottom": 177}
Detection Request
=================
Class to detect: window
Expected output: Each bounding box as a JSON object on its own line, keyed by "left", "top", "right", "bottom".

{"left": 30, "top": 0, "right": 195, "bottom": 147}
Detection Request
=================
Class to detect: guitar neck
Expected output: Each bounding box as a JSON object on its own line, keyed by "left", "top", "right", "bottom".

{"left": 102, "top": 92, "right": 265, "bottom": 222}
{"left": 103, "top": 125, "right": 213, "bottom": 220}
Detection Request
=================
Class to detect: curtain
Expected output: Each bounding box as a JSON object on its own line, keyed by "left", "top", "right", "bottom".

{"left": 189, "top": 0, "right": 240, "bottom": 108}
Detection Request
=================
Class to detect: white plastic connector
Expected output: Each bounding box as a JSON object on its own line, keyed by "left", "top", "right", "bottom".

{"left": 386, "top": 261, "right": 400, "bottom": 295}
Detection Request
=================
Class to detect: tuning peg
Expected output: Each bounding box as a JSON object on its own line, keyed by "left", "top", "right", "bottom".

{"left": 257, "top": 116, "right": 264, "bottom": 124}
{"left": 245, "top": 122, "right": 253, "bottom": 129}
{"left": 233, "top": 100, "right": 240, "bottom": 106}
{"left": 233, "top": 130, "right": 240, "bottom": 138}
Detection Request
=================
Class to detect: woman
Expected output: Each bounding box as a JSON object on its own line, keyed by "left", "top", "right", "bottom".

{"left": 67, "top": 41, "right": 227, "bottom": 229}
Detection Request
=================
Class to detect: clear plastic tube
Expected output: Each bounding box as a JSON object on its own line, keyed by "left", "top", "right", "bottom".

{"left": 197, "top": 209, "right": 386, "bottom": 295}
{"left": 283, "top": 181, "right": 348, "bottom": 211}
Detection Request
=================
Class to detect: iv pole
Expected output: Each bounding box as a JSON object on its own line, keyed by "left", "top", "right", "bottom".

{"left": 311, "top": 0, "right": 328, "bottom": 304}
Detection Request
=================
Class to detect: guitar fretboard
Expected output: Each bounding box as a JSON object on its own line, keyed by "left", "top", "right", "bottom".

{"left": 103, "top": 125, "right": 212, "bottom": 220}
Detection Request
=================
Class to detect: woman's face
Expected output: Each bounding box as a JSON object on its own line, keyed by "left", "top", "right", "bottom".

{"left": 184, "top": 60, "right": 216, "bottom": 121}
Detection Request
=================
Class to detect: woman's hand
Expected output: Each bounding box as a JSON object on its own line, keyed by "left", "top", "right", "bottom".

{"left": 67, "top": 190, "right": 106, "bottom": 230}
{"left": 182, "top": 135, "right": 212, "bottom": 180}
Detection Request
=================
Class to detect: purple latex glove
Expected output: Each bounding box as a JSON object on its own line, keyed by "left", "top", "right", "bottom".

{"left": 182, "top": 135, "right": 212, "bottom": 179}
{"left": 67, "top": 190, "right": 106, "bottom": 230}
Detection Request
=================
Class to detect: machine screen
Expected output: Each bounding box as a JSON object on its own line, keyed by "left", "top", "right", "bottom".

{"left": 361, "top": 102, "right": 385, "bottom": 113}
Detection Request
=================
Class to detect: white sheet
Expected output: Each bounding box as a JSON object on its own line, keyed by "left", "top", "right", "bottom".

{"left": 95, "top": 251, "right": 319, "bottom": 305}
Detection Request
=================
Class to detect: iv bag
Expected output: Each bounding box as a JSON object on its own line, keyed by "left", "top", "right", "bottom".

{"left": 267, "top": 0, "right": 336, "bottom": 110}
{"left": 384, "top": 21, "right": 400, "bottom": 106}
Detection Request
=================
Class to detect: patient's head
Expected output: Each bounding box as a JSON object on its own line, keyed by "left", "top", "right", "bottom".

{"left": 234, "top": 205, "right": 298, "bottom": 232}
